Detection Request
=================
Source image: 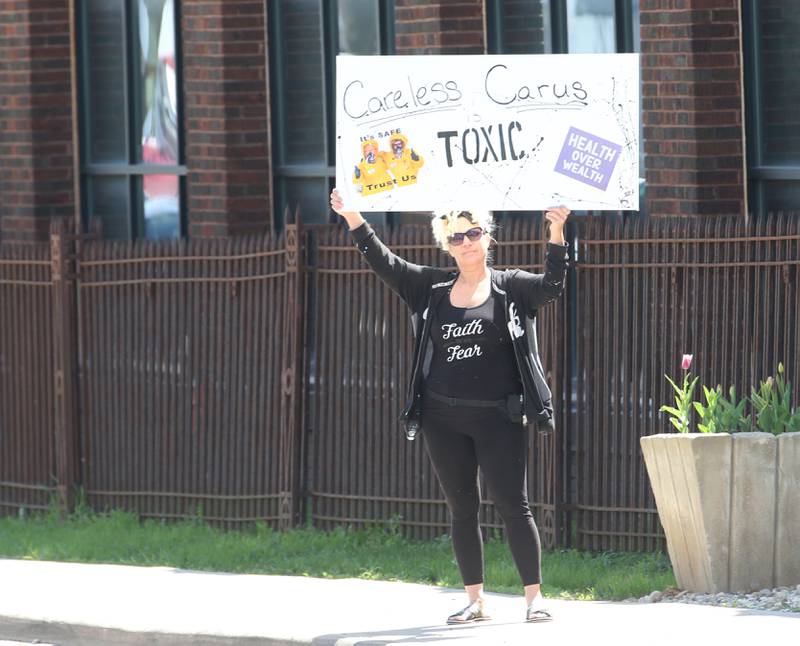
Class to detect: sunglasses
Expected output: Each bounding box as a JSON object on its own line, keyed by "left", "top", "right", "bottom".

{"left": 447, "top": 226, "right": 484, "bottom": 246}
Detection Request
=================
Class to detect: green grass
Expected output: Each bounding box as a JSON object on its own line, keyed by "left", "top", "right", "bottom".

{"left": 0, "top": 505, "right": 675, "bottom": 601}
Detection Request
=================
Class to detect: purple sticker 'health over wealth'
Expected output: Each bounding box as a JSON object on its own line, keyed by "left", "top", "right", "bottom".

{"left": 554, "top": 127, "right": 622, "bottom": 191}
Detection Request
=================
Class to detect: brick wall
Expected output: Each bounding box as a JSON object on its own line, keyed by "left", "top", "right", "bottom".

{"left": 182, "top": 0, "right": 272, "bottom": 237}
{"left": 0, "top": 0, "right": 76, "bottom": 242}
{"left": 395, "top": 0, "right": 485, "bottom": 54}
{"left": 641, "top": 0, "right": 745, "bottom": 216}
{"left": 0, "top": 0, "right": 757, "bottom": 240}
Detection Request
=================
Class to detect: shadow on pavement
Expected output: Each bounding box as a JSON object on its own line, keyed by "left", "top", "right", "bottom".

{"left": 312, "top": 618, "right": 543, "bottom": 645}
{"left": 0, "top": 615, "right": 275, "bottom": 646}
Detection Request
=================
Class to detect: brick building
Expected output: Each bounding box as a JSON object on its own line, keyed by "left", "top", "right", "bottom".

{"left": 0, "top": 0, "right": 796, "bottom": 242}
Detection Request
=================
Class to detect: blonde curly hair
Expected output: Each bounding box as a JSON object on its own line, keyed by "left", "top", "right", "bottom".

{"left": 430, "top": 209, "right": 496, "bottom": 251}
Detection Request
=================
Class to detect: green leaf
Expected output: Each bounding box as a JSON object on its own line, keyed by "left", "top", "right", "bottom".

{"left": 664, "top": 374, "right": 682, "bottom": 396}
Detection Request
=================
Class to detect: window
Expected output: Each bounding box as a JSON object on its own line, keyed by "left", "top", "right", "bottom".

{"left": 487, "top": 0, "right": 643, "bottom": 216}
{"left": 743, "top": 0, "right": 800, "bottom": 216}
{"left": 78, "top": 0, "right": 185, "bottom": 239}
{"left": 268, "top": 0, "right": 395, "bottom": 228}
{"left": 487, "top": 1, "right": 638, "bottom": 56}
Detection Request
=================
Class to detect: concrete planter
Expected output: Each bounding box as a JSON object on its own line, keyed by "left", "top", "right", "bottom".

{"left": 640, "top": 432, "right": 800, "bottom": 593}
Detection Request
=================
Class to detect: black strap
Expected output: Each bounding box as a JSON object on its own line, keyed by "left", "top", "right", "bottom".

{"left": 424, "top": 389, "right": 507, "bottom": 408}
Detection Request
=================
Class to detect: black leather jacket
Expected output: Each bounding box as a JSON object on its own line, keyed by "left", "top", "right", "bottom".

{"left": 350, "top": 222, "right": 569, "bottom": 440}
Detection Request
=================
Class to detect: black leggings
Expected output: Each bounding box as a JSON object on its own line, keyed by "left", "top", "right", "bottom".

{"left": 421, "top": 395, "right": 542, "bottom": 587}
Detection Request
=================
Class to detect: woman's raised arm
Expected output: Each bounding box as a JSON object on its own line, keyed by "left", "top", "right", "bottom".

{"left": 512, "top": 206, "right": 570, "bottom": 314}
{"left": 330, "top": 188, "right": 365, "bottom": 230}
{"left": 329, "top": 188, "right": 432, "bottom": 307}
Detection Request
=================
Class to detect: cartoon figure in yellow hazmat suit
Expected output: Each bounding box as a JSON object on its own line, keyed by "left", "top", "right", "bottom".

{"left": 353, "top": 139, "right": 393, "bottom": 195}
{"left": 382, "top": 133, "right": 424, "bottom": 187}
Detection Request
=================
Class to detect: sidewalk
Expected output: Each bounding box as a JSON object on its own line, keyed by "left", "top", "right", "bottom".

{"left": 1, "top": 559, "right": 796, "bottom": 645}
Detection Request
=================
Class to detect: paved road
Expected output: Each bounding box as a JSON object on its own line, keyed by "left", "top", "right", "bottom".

{"left": 0, "top": 616, "right": 267, "bottom": 645}
{"left": 1, "top": 559, "right": 796, "bottom": 645}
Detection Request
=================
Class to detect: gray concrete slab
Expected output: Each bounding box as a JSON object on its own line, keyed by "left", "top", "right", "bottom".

{"left": 777, "top": 432, "right": 800, "bottom": 587}
{"left": 0, "top": 559, "right": 796, "bottom": 646}
{"left": 641, "top": 433, "right": 732, "bottom": 592}
{"left": 730, "top": 432, "right": 776, "bottom": 592}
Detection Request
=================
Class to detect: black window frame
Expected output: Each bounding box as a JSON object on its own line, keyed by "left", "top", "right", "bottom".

{"left": 742, "top": 0, "right": 800, "bottom": 217}
{"left": 77, "top": 0, "right": 187, "bottom": 239}
{"left": 268, "top": 0, "right": 396, "bottom": 230}
{"left": 487, "top": 0, "right": 636, "bottom": 55}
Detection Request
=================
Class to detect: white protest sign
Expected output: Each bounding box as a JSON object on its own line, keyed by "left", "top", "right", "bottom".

{"left": 335, "top": 53, "right": 639, "bottom": 211}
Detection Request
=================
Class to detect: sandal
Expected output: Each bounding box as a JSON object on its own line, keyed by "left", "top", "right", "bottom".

{"left": 446, "top": 599, "right": 492, "bottom": 624}
{"left": 526, "top": 601, "right": 553, "bottom": 623}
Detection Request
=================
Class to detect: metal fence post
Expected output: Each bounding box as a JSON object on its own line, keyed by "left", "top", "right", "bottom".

{"left": 278, "top": 209, "right": 306, "bottom": 529}
{"left": 50, "top": 217, "right": 80, "bottom": 516}
{"left": 533, "top": 227, "right": 571, "bottom": 551}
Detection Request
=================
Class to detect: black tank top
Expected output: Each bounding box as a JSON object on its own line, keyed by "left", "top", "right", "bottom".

{"left": 425, "top": 287, "right": 522, "bottom": 400}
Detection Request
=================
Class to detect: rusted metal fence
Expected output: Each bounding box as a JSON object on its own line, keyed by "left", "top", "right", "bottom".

{"left": 0, "top": 213, "right": 797, "bottom": 551}
{"left": 0, "top": 238, "right": 56, "bottom": 514}
{"left": 568, "top": 213, "right": 800, "bottom": 551}
{"left": 306, "top": 219, "right": 566, "bottom": 545}
{"left": 0, "top": 218, "right": 304, "bottom": 529}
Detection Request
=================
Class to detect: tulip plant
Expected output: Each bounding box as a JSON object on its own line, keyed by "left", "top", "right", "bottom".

{"left": 693, "top": 385, "right": 751, "bottom": 434}
{"left": 659, "top": 355, "right": 698, "bottom": 433}
{"left": 660, "top": 356, "right": 800, "bottom": 435}
{"left": 750, "top": 363, "right": 800, "bottom": 436}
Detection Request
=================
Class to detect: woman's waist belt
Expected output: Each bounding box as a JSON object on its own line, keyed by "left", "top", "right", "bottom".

{"left": 424, "top": 389, "right": 512, "bottom": 408}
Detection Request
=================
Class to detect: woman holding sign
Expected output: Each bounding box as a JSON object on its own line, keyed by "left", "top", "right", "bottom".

{"left": 330, "top": 188, "right": 569, "bottom": 625}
